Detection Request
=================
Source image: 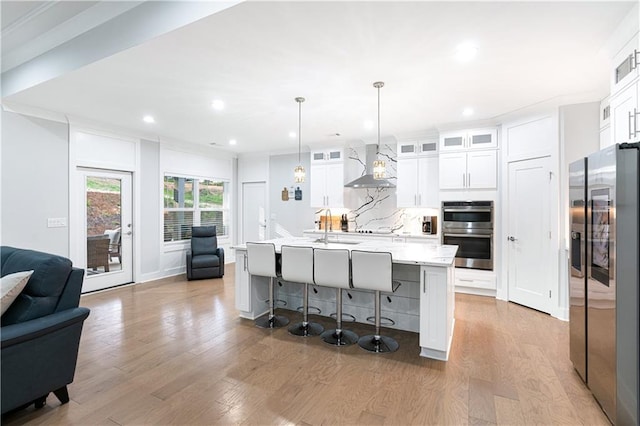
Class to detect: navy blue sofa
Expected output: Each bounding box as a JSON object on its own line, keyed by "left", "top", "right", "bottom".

{"left": 1, "top": 246, "right": 90, "bottom": 414}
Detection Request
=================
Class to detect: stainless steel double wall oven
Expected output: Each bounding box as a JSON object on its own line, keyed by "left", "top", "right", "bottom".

{"left": 442, "top": 201, "right": 494, "bottom": 271}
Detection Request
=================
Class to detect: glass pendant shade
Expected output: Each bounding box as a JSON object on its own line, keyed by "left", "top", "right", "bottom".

{"left": 294, "top": 165, "right": 305, "bottom": 183}
{"left": 373, "top": 159, "right": 386, "bottom": 179}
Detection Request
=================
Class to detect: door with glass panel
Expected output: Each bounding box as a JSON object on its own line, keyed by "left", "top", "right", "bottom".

{"left": 81, "top": 169, "right": 133, "bottom": 292}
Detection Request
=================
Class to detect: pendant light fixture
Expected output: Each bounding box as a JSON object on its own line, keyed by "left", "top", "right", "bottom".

{"left": 294, "top": 97, "right": 306, "bottom": 183}
{"left": 372, "top": 81, "right": 386, "bottom": 180}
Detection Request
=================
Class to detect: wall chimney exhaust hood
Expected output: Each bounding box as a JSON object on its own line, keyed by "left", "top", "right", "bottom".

{"left": 344, "top": 144, "right": 395, "bottom": 188}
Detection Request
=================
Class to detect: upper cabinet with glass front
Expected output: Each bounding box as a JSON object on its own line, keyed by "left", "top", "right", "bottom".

{"left": 310, "top": 148, "right": 343, "bottom": 163}
{"left": 439, "top": 128, "right": 498, "bottom": 152}
{"left": 611, "top": 34, "right": 639, "bottom": 95}
{"left": 397, "top": 139, "right": 438, "bottom": 158}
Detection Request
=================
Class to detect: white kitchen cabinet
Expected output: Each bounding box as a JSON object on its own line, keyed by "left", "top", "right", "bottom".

{"left": 467, "top": 151, "right": 498, "bottom": 189}
{"left": 600, "top": 125, "right": 612, "bottom": 150}
{"left": 611, "top": 34, "right": 639, "bottom": 95}
{"left": 440, "top": 128, "right": 497, "bottom": 152}
{"left": 310, "top": 148, "right": 343, "bottom": 163}
{"left": 600, "top": 97, "right": 612, "bottom": 149}
{"left": 397, "top": 139, "right": 438, "bottom": 158}
{"left": 439, "top": 150, "right": 497, "bottom": 190}
{"left": 396, "top": 139, "right": 439, "bottom": 208}
{"left": 235, "top": 250, "right": 251, "bottom": 312}
{"left": 454, "top": 268, "right": 496, "bottom": 296}
{"left": 600, "top": 97, "right": 611, "bottom": 130}
{"left": 419, "top": 265, "right": 455, "bottom": 361}
{"left": 310, "top": 161, "right": 344, "bottom": 208}
{"left": 610, "top": 80, "right": 638, "bottom": 144}
{"left": 397, "top": 156, "right": 439, "bottom": 208}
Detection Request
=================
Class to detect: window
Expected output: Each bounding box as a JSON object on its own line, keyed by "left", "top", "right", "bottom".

{"left": 163, "top": 176, "right": 229, "bottom": 242}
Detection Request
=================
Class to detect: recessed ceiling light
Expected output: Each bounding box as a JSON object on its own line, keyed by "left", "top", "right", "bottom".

{"left": 462, "top": 107, "right": 474, "bottom": 117}
{"left": 289, "top": 131, "right": 296, "bottom": 138}
{"left": 143, "top": 115, "right": 155, "bottom": 123}
{"left": 229, "top": 139, "right": 237, "bottom": 145}
{"left": 364, "top": 120, "right": 374, "bottom": 130}
{"left": 455, "top": 42, "right": 478, "bottom": 62}
{"left": 211, "top": 99, "right": 225, "bottom": 111}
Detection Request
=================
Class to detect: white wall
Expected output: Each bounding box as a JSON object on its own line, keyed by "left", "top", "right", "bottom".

{"left": 1, "top": 110, "right": 236, "bottom": 284}
{"left": 558, "top": 102, "right": 600, "bottom": 318}
{"left": 561, "top": 103, "right": 601, "bottom": 165}
{"left": 160, "top": 146, "right": 235, "bottom": 276}
{"left": 268, "top": 153, "right": 314, "bottom": 238}
{"left": 1, "top": 110, "right": 70, "bottom": 257}
{"left": 139, "top": 139, "right": 162, "bottom": 279}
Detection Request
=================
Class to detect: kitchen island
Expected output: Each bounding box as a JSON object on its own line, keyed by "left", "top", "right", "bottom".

{"left": 233, "top": 237, "right": 458, "bottom": 361}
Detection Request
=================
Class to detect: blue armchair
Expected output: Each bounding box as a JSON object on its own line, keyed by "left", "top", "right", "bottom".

{"left": 186, "top": 226, "right": 224, "bottom": 280}
{"left": 1, "top": 246, "right": 90, "bottom": 414}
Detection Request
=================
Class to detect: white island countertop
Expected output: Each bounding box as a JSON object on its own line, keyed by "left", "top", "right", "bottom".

{"left": 232, "top": 237, "right": 457, "bottom": 267}
{"left": 302, "top": 229, "right": 439, "bottom": 240}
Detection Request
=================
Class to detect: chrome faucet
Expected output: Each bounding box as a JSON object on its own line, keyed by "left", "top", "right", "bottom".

{"left": 324, "top": 208, "right": 332, "bottom": 243}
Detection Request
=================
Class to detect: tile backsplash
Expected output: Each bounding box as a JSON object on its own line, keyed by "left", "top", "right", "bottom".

{"left": 314, "top": 142, "right": 440, "bottom": 235}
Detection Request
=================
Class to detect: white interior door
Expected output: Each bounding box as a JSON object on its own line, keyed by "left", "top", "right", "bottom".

{"left": 80, "top": 168, "right": 133, "bottom": 292}
{"left": 242, "top": 182, "right": 266, "bottom": 243}
{"left": 507, "top": 156, "right": 552, "bottom": 313}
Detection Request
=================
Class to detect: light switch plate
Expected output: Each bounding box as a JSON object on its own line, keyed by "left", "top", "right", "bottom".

{"left": 47, "top": 217, "right": 67, "bottom": 228}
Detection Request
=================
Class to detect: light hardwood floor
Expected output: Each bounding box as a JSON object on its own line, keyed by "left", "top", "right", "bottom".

{"left": 4, "top": 266, "right": 608, "bottom": 425}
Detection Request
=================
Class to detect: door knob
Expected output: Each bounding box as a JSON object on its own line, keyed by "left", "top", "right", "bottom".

{"left": 508, "top": 236, "right": 517, "bottom": 241}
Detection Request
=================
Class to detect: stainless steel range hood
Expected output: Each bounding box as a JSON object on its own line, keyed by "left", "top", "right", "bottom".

{"left": 344, "top": 144, "right": 395, "bottom": 188}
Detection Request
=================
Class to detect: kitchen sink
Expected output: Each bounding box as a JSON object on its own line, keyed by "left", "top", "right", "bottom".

{"left": 312, "top": 239, "right": 360, "bottom": 245}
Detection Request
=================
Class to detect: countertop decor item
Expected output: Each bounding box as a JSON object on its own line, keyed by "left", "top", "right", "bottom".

{"left": 294, "top": 97, "right": 306, "bottom": 183}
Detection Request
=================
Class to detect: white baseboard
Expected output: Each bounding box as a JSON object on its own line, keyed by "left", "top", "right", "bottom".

{"left": 455, "top": 286, "right": 497, "bottom": 298}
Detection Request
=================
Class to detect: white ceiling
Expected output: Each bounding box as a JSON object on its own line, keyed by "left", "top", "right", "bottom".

{"left": 2, "top": 1, "right": 636, "bottom": 154}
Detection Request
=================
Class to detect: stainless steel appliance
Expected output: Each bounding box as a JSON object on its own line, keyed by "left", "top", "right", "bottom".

{"left": 441, "top": 201, "right": 493, "bottom": 270}
{"left": 569, "top": 159, "right": 587, "bottom": 384}
{"left": 569, "top": 143, "right": 639, "bottom": 425}
{"left": 422, "top": 216, "right": 437, "bottom": 235}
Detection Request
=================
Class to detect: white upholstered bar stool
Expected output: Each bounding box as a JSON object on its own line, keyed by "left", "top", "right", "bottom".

{"left": 281, "top": 245, "right": 324, "bottom": 337}
{"left": 351, "top": 250, "right": 400, "bottom": 353}
{"left": 246, "top": 242, "right": 289, "bottom": 329}
{"left": 313, "top": 248, "right": 359, "bottom": 346}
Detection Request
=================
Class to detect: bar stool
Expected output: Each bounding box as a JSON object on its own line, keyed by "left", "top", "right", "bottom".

{"left": 314, "top": 248, "right": 359, "bottom": 346}
{"left": 281, "top": 245, "right": 324, "bottom": 337}
{"left": 351, "top": 250, "right": 400, "bottom": 353}
{"left": 246, "top": 242, "right": 289, "bottom": 329}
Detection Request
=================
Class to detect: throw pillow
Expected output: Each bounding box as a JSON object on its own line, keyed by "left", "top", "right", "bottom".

{"left": 1, "top": 270, "right": 34, "bottom": 315}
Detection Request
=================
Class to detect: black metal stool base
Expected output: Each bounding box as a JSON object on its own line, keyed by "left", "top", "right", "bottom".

{"left": 255, "top": 314, "right": 289, "bottom": 329}
{"left": 288, "top": 321, "right": 324, "bottom": 337}
{"left": 358, "top": 334, "right": 399, "bottom": 353}
{"left": 321, "top": 329, "right": 359, "bottom": 346}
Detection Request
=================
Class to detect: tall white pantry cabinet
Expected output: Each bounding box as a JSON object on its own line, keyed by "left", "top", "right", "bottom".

{"left": 396, "top": 139, "right": 439, "bottom": 208}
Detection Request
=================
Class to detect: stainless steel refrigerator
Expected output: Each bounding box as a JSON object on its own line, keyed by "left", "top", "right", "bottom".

{"left": 569, "top": 142, "right": 639, "bottom": 425}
